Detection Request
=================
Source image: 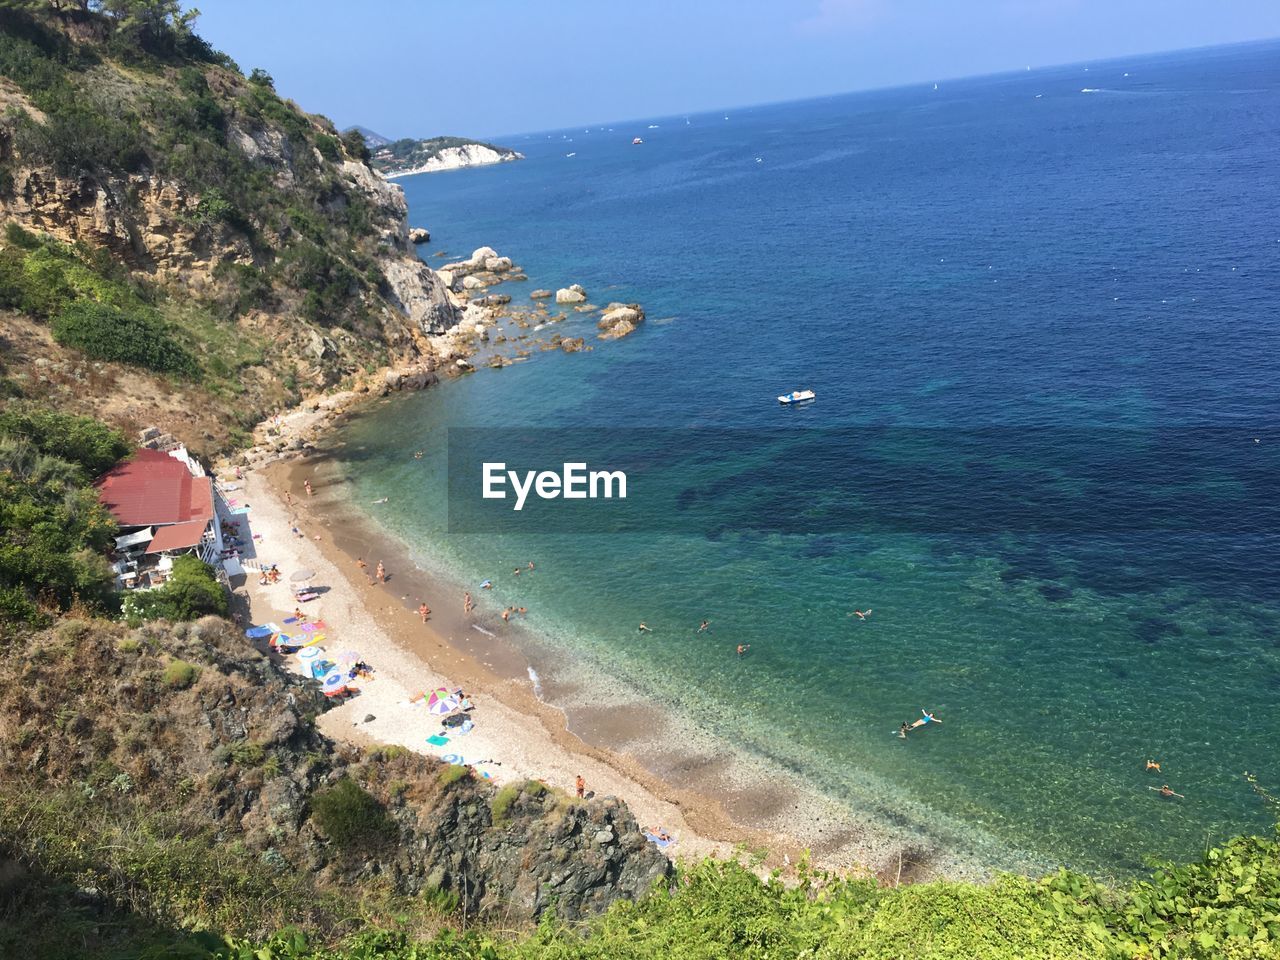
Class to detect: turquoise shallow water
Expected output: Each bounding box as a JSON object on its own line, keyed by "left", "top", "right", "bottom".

{"left": 336, "top": 42, "right": 1280, "bottom": 875}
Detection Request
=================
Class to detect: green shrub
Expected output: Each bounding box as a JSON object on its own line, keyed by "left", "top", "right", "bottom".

{"left": 228, "top": 740, "right": 265, "bottom": 766}
{"left": 52, "top": 300, "right": 197, "bottom": 377}
{"left": 122, "top": 556, "right": 227, "bottom": 626}
{"left": 490, "top": 782, "right": 544, "bottom": 824}
{"left": 314, "top": 132, "right": 340, "bottom": 161}
{"left": 309, "top": 777, "right": 395, "bottom": 850}
{"left": 161, "top": 659, "right": 199, "bottom": 689}
{"left": 438, "top": 764, "right": 469, "bottom": 787}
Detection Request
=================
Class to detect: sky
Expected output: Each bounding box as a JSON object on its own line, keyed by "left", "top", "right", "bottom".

{"left": 193, "top": 1, "right": 1280, "bottom": 140}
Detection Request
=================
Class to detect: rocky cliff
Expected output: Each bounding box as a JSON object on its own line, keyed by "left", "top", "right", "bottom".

{"left": 372, "top": 136, "right": 525, "bottom": 179}
{"left": 0, "top": 615, "right": 671, "bottom": 936}
{"left": 0, "top": 6, "right": 460, "bottom": 454}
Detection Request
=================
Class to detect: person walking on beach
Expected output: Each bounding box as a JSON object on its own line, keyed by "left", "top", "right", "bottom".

{"left": 375, "top": 561, "right": 386, "bottom": 583}
{"left": 464, "top": 591, "right": 474, "bottom": 614}
{"left": 285, "top": 491, "right": 292, "bottom": 507}
{"left": 304, "top": 479, "right": 313, "bottom": 497}
{"left": 575, "top": 774, "right": 585, "bottom": 798}
{"left": 418, "top": 602, "right": 430, "bottom": 623}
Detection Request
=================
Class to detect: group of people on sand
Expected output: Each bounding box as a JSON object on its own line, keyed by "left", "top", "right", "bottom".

{"left": 355, "top": 557, "right": 387, "bottom": 585}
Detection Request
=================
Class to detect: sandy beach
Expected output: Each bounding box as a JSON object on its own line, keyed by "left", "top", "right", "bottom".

{"left": 222, "top": 395, "right": 999, "bottom": 885}
{"left": 228, "top": 402, "right": 759, "bottom": 867}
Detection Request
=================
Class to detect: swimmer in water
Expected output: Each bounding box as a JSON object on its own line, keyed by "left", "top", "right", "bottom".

{"left": 638, "top": 622, "right": 651, "bottom": 633}
{"left": 737, "top": 644, "right": 750, "bottom": 656}
{"left": 1153, "top": 784, "right": 1184, "bottom": 799}
{"left": 850, "top": 609, "right": 872, "bottom": 621}
{"left": 1146, "top": 759, "right": 1162, "bottom": 772}
{"left": 697, "top": 620, "right": 710, "bottom": 633}
{"left": 909, "top": 710, "right": 940, "bottom": 730}
{"left": 898, "top": 722, "right": 911, "bottom": 739}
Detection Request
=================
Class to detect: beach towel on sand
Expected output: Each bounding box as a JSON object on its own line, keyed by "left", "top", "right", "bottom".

{"left": 644, "top": 830, "right": 676, "bottom": 849}
{"left": 426, "top": 735, "right": 449, "bottom": 747}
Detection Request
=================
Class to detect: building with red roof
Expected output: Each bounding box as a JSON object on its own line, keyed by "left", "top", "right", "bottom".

{"left": 96, "top": 447, "right": 226, "bottom": 582}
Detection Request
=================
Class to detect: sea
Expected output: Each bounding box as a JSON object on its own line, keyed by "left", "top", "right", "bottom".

{"left": 330, "top": 40, "right": 1280, "bottom": 877}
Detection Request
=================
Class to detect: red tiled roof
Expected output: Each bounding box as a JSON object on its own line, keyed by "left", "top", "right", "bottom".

{"left": 145, "top": 520, "right": 209, "bottom": 554}
{"left": 96, "top": 449, "right": 214, "bottom": 528}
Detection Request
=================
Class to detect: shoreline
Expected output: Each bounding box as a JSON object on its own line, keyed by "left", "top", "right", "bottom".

{"left": 225, "top": 385, "right": 1017, "bottom": 885}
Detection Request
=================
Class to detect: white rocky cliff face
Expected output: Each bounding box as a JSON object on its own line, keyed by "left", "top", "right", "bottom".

{"left": 340, "top": 161, "right": 459, "bottom": 335}
{"left": 382, "top": 144, "right": 525, "bottom": 179}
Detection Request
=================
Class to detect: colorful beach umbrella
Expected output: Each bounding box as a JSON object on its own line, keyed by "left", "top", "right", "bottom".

{"left": 321, "top": 671, "right": 347, "bottom": 696}
{"left": 297, "top": 646, "right": 321, "bottom": 662}
{"left": 426, "top": 688, "right": 460, "bottom": 715}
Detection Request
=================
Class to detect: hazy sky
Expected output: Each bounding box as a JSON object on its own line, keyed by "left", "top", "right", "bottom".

{"left": 194, "top": 1, "right": 1280, "bottom": 139}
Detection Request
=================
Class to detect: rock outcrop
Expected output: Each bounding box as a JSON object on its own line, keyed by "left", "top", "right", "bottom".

{"left": 556, "top": 284, "right": 588, "bottom": 304}
{"left": 408, "top": 226, "right": 430, "bottom": 244}
{"left": 597, "top": 303, "right": 645, "bottom": 340}
{"left": 0, "top": 618, "right": 672, "bottom": 924}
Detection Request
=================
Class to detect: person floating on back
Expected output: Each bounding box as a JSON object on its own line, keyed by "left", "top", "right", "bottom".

{"left": 1146, "top": 759, "right": 1162, "bottom": 772}
{"left": 1153, "top": 784, "right": 1184, "bottom": 799}
{"left": 909, "top": 709, "right": 941, "bottom": 730}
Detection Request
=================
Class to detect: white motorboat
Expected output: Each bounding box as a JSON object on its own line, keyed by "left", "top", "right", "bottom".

{"left": 778, "top": 389, "right": 816, "bottom": 405}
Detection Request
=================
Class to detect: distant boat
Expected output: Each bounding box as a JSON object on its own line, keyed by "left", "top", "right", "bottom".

{"left": 565, "top": 152, "right": 576, "bottom": 157}
{"left": 648, "top": 124, "right": 659, "bottom": 129}
{"left": 933, "top": 83, "right": 938, "bottom": 90}
{"left": 778, "top": 389, "right": 816, "bottom": 405}
{"left": 632, "top": 137, "right": 644, "bottom": 145}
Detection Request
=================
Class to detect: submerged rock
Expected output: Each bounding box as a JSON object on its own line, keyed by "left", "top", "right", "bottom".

{"left": 530, "top": 289, "right": 553, "bottom": 299}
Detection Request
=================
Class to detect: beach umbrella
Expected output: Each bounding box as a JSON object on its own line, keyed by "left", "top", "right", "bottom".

{"left": 290, "top": 568, "right": 316, "bottom": 583}
{"left": 297, "top": 646, "right": 321, "bottom": 663}
{"left": 321, "top": 671, "right": 347, "bottom": 697}
{"left": 426, "top": 687, "right": 460, "bottom": 715}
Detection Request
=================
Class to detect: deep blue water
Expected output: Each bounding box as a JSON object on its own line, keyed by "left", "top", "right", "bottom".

{"left": 339, "top": 41, "right": 1280, "bottom": 875}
